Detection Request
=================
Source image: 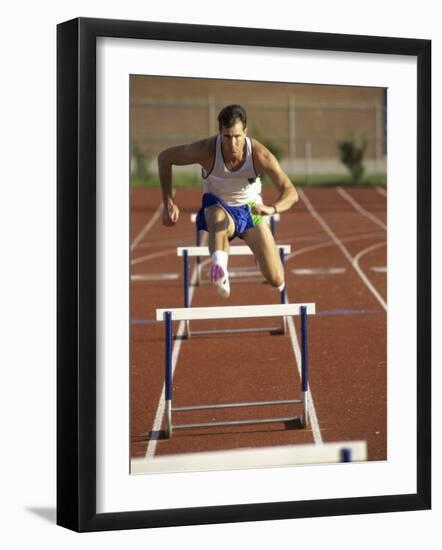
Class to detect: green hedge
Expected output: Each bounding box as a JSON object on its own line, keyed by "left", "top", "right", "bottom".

{"left": 131, "top": 172, "right": 386, "bottom": 188}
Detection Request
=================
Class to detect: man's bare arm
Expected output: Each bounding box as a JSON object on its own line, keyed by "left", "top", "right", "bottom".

{"left": 251, "top": 140, "right": 298, "bottom": 216}
{"left": 157, "top": 138, "right": 213, "bottom": 225}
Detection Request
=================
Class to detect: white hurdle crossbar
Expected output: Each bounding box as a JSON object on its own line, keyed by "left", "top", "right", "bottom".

{"left": 131, "top": 441, "right": 367, "bottom": 474}
{"left": 177, "top": 245, "right": 291, "bottom": 336}
{"left": 177, "top": 245, "right": 290, "bottom": 257}
{"left": 156, "top": 303, "right": 315, "bottom": 437}
{"left": 178, "top": 244, "right": 291, "bottom": 287}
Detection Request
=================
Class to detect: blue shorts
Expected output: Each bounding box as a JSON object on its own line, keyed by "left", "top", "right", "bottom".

{"left": 196, "top": 193, "right": 264, "bottom": 240}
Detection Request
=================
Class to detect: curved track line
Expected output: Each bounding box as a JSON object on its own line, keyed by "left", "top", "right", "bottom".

{"left": 299, "top": 188, "right": 387, "bottom": 312}
{"left": 336, "top": 187, "right": 387, "bottom": 231}
{"left": 131, "top": 202, "right": 163, "bottom": 251}
{"left": 376, "top": 187, "right": 387, "bottom": 197}
{"left": 353, "top": 242, "right": 387, "bottom": 311}
{"left": 286, "top": 231, "right": 385, "bottom": 261}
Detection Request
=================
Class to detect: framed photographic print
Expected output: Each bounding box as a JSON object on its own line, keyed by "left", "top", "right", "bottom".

{"left": 57, "top": 17, "right": 431, "bottom": 532}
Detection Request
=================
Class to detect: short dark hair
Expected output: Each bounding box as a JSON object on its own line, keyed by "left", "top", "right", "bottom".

{"left": 217, "top": 104, "right": 247, "bottom": 130}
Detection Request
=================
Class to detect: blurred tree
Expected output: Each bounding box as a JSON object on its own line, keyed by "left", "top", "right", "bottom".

{"left": 132, "top": 145, "right": 151, "bottom": 178}
{"left": 338, "top": 135, "right": 367, "bottom": 183}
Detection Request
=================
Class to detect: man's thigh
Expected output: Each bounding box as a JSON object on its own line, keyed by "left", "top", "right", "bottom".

{"left": 242, "top": 221, "right": 284, "bottom": 283}
{"left": 204, "top": 204, "right": 236, "bottom": 238}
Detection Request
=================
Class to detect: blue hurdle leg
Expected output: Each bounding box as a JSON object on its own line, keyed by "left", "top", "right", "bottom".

{"left": 279, "top": 248, "right": 287, "bottom": 304}
{"left": 270, "top": 215, "right": 276, "bottom": 237}
{"left": 196, "top": 225, "right": 201, "bottom": 285}
{"left": 183, "top": 250, "right": 190, "bottom": 307}
{"left": 279, "top": 248, "right": 287, "bottom": 333}
{"left": 164, "top": 311, "right": 173, "bottom": 437}
{"left": 183, "top": 250, "right": 191, "bottom": 338}
{"left": 300, "top": 305, "right": 309, "bottom": 428}
{"left": 340, "top": 448, "right": 352, "bottom": 462}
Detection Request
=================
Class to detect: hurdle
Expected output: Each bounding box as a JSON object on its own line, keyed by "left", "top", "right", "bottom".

{"left": 177, "top": 245, "right": 290, "bottom": 337}
{"left": 181, "top": 242, "right": 289, "bottom": 288}
{"left": 177, "top": 244, "right": 290, "bottom": 293}
{"left": 132, "top": 441, "right": 367, "bottom": 473}
{"left": 156, "top": 302, "right": 315, "bottom": 438}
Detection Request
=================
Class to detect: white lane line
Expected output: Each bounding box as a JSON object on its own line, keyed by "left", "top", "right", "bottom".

{"left": 131, "top": 273, "right": 179, "bottom": 281}
{"left": 376, "top": 187, "right": 387, "bottom": 197}
{"left": 131, "top": 249, "right": 174, "bottom": 266}
{"left": 299, "top": 188, "right": 387, "bottom": 312}
{"left": 131, "top": 202, "right": 163, "bottom": 251}
{"left": 292, "top": 267, "right": 346, "bottom": 275}
{"left": 285, "top": 289, "right": 323, "bottom": 445}
{"left": 336, "top": 187, "right": 387, "bottom": 231}
{"left": 371, "top": 266, "right": 387, "bottom": 273}
{"left": 353, "top": 242, "right": 387, "bottom": 310}
{"left": 144, "top": 238, "right": 209, "bottom": 459}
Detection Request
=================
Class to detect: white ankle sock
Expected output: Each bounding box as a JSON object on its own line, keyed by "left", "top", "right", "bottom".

{"left": 277, "top": 282, "right": 285, "bottom": 292}
{"left": 211, "top": 250, "right": 228, "bottom": 272}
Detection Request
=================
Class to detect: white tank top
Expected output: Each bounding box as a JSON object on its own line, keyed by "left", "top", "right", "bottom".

{"left": 202, "top": 135, "right": 263, "bottom": 206}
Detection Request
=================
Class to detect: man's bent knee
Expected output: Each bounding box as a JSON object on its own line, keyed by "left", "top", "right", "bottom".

{"left": 268, "top": 273, "right": 285, "bottom": 288}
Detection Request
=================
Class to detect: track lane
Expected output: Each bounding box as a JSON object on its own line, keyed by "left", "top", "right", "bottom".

{"left": 295, "top": 187, "right": 386, "bottom": 459}
{"left": 130, "top": 186, "right": 387, "bottom": 462}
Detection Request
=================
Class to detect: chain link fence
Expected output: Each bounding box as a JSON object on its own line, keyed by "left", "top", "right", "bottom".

{"left": 131, "top": 94, "right": 386, "bottom": 183}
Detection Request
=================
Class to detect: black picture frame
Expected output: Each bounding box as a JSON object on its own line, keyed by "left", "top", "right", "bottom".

{"left": 57, "top": 17, "right": 431, "bottom": 532}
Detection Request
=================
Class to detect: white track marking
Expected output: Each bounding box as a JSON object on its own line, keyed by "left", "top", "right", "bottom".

{"left": 285, "top": 289, "right": 323, "bottom": 445}
{"left": 299, "top": 188, "right": 387, "bottom": 312}
{"left": 336, "top": 187, "right": 387, "bottom": 231}
{"left": 376, "top": 187, "right": 387, "bottom": 197}
{"left": 292, "top": 267, "right": 346, "bottom": 275}
{"left": 144, "top": 254, "right": 210, "bottom": 458}
{"left": 143, "top": 318, "right": 187, "bottom": 458}
{"left": 353, "top": 242, "right": 387, "bottom": 310}
{"left": 131, "top": 273, "right": 179, "bottom": 281}
{"left": 130, "top": 202, "right": 163, "bottom": 251}
{"left": 131, "top": 249, "right": 174, "bottom": 266}
{"left": 286, "top": 231, "right": 384, "bottom": 261}
{"left": 371, "top": 266, "right": 387, "bottom": 273}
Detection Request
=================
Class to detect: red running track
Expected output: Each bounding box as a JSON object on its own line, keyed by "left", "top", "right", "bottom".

{"left": 130, "top": 185, "right": 387, "bottom": 462}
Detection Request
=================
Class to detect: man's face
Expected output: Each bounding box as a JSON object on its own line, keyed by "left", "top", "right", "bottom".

{"left": 220, "top": 121, "right": 247, "bottom": 157}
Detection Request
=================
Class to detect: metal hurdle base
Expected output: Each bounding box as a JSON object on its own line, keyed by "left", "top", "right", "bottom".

{"left": 165, "top": 397, "right": 309, "bottom": 438}
{"left": 183, "top": 322, "right": 286, "bottom": 339}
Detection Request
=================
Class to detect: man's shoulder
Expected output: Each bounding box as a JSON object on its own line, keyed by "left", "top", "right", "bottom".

{"left": 192, "top": 135, "right": 217, "bottom": 157}
{"left": 250, "top": 138, "right": 272, "bottom": 165}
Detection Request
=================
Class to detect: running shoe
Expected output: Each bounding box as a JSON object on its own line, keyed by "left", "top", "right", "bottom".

{"left": 209, "top": 264, "right": 230, "bottom": 298}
